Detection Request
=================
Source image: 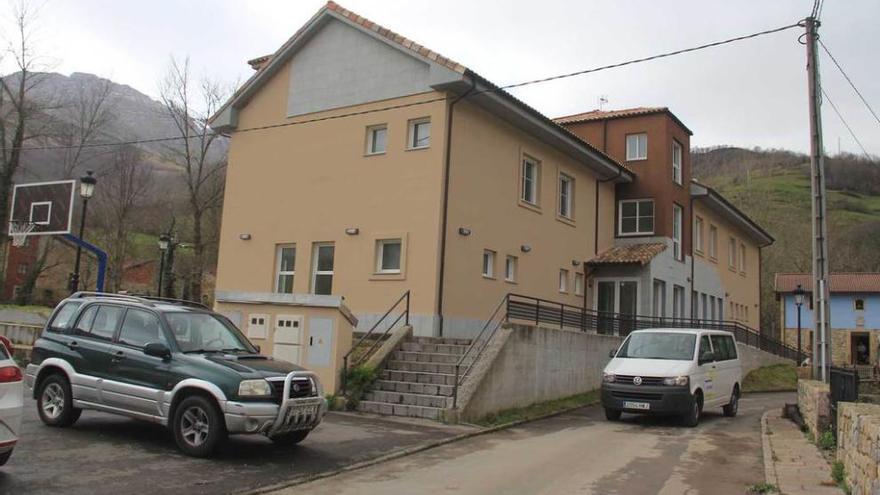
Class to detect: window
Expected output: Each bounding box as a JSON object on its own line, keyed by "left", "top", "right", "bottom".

{"left": 482, "top": 250, "right": 496, "bottom": 278}
{"left": 728, "top": 237, "right": 737, "bottom": 268}
{"left": 275, "top": 244, "right": 296, "bottom": 293}
{"left": 74, "top": 306, "right": 98, "bottom": 337}
{"left": 708, "top": 225, "right": 718, "bottom": 259}
{"left": 710, "top": 334, "right": 737, "bottom": 361}
{"left": 311, "top": 243, "right": 335, "bottom": 295}
{"left": 16, "top": 263, "right": 27, "bottom": 275}
{"left": 709, "top": 296, "right": 717, "bottom": 320}
{"left": 76, "top": 305, "right": 124, "bottom": 341}
{"left": 672, "top": 140, "right": 683, "bottom": 184}
{"left": 407, "top": 118, "right": 430, "bottom": 149}
{"left": 694, "top": 216, "right": 704, "bottom": 254}
{"left": 625, "top": 133, "right": 648, "bottom": 161}
{"left": 366, "top": 124, "right": 387, "bottom": 155}
{"left": 652, "top": 279, "right": 666, "bottom": 318}
{"left": 699, "top": 335, "right": 713, "bottom": 360}
{"left": 48, "top": 301, "right": 83, "bottom": 333}
{"left": 739, "top": 243, "right": 747, "bottom": 273}
{"left": 673, "top": 285, "right": 685, "bottom": 319}
{"left": 718, "top": 298, "right": 724, "bottom": 321}
{"left": 376, "top": 239, "right": 402, "bottom": 273}
{"left": 505, "top": 255, "right": 517, "bottom": 282}
{"left": 672, "top": 204, "right": 683, "bottom": 260}
{"left": 521, "top": 157, "right": 540, "bottom": 205}
{"left": 118, "top": 309, "right": 166, "bottom": 349}
{"left": 559, "top": 269, "right": 569, "bottom": 293}
{"left": 574, "top": 272, "right": 584, "bottom": 296}
{"left": 618, "top": 199, "right": 654, "bottom": 235}
{"left": 855, "top": 299, "right": 866, "bottom": 311}
{"left": 558, "top": 173, "right": 573, "bottom": 219}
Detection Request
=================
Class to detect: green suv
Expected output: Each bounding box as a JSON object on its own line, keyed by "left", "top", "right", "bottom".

{"left": 24, "top": 292, "right": 327, "bottom": 457}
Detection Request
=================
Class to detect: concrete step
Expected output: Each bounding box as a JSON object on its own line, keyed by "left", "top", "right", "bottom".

{"left": 392, "top": 350, "right": 460, "bottom": 364}
{"left": 373, "top": 379, "right": 454, "bottom": 397}
{"left": 380, "top": 369, "right": 459, "bottom": 386}
{"left": 399, "top": 342, "right": 468, "bottom": 355}
{"left": 357, "top": 401, "right": 444, "bottom": 420}
{"left": 386, "top": 360, "right": 457, "bottom": 374}
{"left": 364, "top": 390, "right": 450, "bottom": 409}
{"left": 409, "top": 337, "right": 472, "bottom": 346}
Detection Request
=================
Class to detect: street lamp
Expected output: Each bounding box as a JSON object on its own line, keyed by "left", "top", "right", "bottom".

{"left": 69, "top": 170, "right": 97, "bottom": 293}
{"left": 157, "top": 233, "right": 171, "bottom": 297}
{"left": 793, "top": 284, "right": 806, "bottom": 366}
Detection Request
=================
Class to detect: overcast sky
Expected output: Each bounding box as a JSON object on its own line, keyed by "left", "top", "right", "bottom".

{"left": 6, "top": 0, "right": 880, "bottom": 155}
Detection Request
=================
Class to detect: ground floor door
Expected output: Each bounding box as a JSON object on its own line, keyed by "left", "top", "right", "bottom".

{"left": 596, "top": 280, "right": 638, "bottom": 336}
{"left": 852, "top": 332, "right": 870, "bottom": 365}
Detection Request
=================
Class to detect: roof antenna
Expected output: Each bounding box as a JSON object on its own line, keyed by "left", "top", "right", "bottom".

{"left": 598, "top": 95, "right": 608, "bottom": 111}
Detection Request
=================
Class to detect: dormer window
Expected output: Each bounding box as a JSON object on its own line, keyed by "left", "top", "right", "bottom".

{"left": 626, "top": 133, "right": 648, "bottom": 161}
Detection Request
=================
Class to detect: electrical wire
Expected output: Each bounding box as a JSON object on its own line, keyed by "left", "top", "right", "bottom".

{"left": 819, "top": 39, "right": 880, "bottom": 127}
{"left": 821, "top": 88, "right": 872, "bottom": 159}
{"left": 7, "top": 21, "right": 802, "bottom": 153}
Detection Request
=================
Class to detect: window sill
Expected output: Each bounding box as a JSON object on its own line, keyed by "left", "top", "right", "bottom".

{"left": 517, "top": 201, "right": 542, "bottom": 214}
{"left": 364, "top": 151, "right": 386, "bottom": 157}
{"left": 370, "top": 271, "right": 406, "bottom": 281}
{"left": 556, "top": 215, "right": 576, "bottom": 227}
{"left": 504, "top": 279, "right": 517, "bottom": 285}
{"left": 405, "top": 145, "right": 430, "bottom": 152}
{"left": 626, "top": 157, "right": 648, "bottom": 162}
{"left": 616, "top": 231, "right": 655, "bottom": 237}
{"left": 709, "top": 256, "right": 718, "bottom": 263}
{"left": 482, "top": 275, "right": 497, "bottom": 280}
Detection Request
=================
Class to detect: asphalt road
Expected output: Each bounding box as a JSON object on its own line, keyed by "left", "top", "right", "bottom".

{"left": 0, "top": 394, "right": 475, "bottom": 495}
{"left": 280, "top": 392, "right": 795, "bottom": 495}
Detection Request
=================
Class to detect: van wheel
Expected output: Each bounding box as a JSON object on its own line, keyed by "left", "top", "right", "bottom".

{"left": 682, "top": 392, "right": 702, "bottom": 427}
{"left": 37, "top": 374, "right": 82, "bottom": 427}
{"left": 605, "top": 408, "right": 622, "bottom": 421}
{"left": 172, "top": 395, "right": 226, "bottom": 457}
{"left": 723, "top": 387, "right": 740, "bottom": 417}
{"left": 269, "top": 430, "right": 310, "bottom": 445}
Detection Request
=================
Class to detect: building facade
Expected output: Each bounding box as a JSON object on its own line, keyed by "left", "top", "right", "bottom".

{"left": 775, "top": 272, "right": 880, "bottom": 367}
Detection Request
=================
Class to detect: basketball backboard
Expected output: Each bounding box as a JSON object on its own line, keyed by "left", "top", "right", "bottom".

{"left": 8, "top": 179, "right": 76, "bottom": 236}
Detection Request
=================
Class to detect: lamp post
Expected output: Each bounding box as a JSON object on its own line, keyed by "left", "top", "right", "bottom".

{"left": 794, "top": 284, "right": 806, "bottom": 366}
{"left": 68, "top": 171, "right": 97, "bottom": 293}
{"left": 157, "top": 233, "right": 171, "bottom": 297}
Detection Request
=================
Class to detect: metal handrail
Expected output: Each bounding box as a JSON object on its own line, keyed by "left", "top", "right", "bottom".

{"left": 341, "top": 290, "right": 410, "bottom": 390}
{"left": 452, "top": 294, "right": 509, "bottom": 408}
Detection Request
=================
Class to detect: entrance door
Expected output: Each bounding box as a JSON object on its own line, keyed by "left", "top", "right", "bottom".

{"left": 852, "top": 333, "right": 870, "bottom": 366}
{"left": 597, "top": 281, "right": 616, "bottom": 335}
{"left": 619, "top": 281, "right": 638, "bottom": 336}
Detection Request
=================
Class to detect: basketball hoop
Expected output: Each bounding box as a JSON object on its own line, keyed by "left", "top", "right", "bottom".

{"left": 9, "top": 221, "right": 36, "bottom": 247}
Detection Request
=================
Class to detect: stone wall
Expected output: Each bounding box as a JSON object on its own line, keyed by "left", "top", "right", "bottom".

{"left": 784, "top": 327, "right": 880, "bottom": 367}
{"left": 837, "top": 402, "right": 880, "bottom": 495}
{"left": 798, "top": 380, "right": 831, "bottom": 438}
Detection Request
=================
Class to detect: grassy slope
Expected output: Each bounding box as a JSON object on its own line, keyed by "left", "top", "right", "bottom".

{"left": 743, "top": 364, "right": 798, "bottom": 392}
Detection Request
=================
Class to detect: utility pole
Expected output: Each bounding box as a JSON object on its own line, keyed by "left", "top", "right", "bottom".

{"left": 804, "top": 16, "right": 832, "bottom": 382}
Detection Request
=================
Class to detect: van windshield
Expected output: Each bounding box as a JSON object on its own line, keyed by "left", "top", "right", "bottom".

{"left": 616, "top": 332, "right": 696, "bottom": 361}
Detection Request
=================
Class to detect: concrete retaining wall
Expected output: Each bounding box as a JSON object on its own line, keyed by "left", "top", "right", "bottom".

{"left": 837, "top": 402, "right": 880, "bottom": 495}
{"left": 738, "top": 343, "right": 793, "bottom": 376}
{"left": 798, "top": 380, "right": 831, "bottom": 438}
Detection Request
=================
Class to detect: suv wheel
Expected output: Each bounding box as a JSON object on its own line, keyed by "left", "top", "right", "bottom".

{"left": 682, "top": 392, "right": 702, "bottom": 428}
{"left": 172, "top": 395, "right": 226, "bottom": 457}
{"left": 269, "top": 430, "right": 310, "bottom": 445}
{"left": 37, "top": 374, "right": 82, "bottom": 427}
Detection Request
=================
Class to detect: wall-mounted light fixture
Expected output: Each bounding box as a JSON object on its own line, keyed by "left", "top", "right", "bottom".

{"left": 458, "top": 227, "right": 471, "bottom": 236}
{"left": 520, "top": 244, "right": 532, "bottom": 253}
{"left": 571, "top": 260, "right": 581, "bottom": 267}
{"left": 239, "top": 233, "right": 252, "bottom": 241}
{"left": 345, "top": 227, "right": 360, "bottom": 235}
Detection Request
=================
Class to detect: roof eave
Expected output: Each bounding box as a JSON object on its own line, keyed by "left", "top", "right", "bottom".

{"left": 691, "top": 182, "right": 774, "bottom": 247}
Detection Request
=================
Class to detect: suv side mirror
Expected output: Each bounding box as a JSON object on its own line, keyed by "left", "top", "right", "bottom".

{"left": 698, "top": 351, "right": 716, "bottom": 365}
{"left": 144, "top": 342, "right": 171, "bottom": 360}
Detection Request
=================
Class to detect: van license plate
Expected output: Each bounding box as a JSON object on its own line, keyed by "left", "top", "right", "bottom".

{"left": 623, "top": 401, "right": 650, "bottom": 410}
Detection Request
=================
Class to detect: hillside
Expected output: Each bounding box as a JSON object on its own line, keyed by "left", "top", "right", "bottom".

{"left": 693, "top": 147, "right": 880, "bottom": 334}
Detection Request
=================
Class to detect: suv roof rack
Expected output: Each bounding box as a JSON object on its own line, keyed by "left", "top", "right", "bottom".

{"left": 68, "top": 292, "right": 208, "bottom": 310}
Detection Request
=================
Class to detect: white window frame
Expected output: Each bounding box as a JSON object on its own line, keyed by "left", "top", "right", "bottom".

{"left": 672, "top": 204, "right": 683, "bottom": 261}
{"left": 505, "top": 255, "right": 517, "bottom": 283}
{"left": 728, "top": 237, "right": 737, "bottom": 269}
{"left": 694, "top": 216, "right": 704, "bottom": 254}
{"left": 558, "top": 173, "right": 574, "bottom": 219}
{"left": 625, "top": 133, "right": 648, "bottom": 161}
{"left": 618, "top": 199, "right": 654, "bottom": 236}
{"left": 739, "top": 242, "right": 747, "bottom": 274}
{"left": 375, "top": 238, "right": 402, "bottom": 274}
{"left": 673, "top": 285, "right": 685, "bottom": 319}
{"left": 274, "top": 244, "right": 296, "bottom": 293}
{"left": 708, "top": 224, "right": 718, "bottom": 260}
{"left": 574, "top": 272, "right": 584, "bottom": 296}
{"left": 672, "top": 140, "right": 683, "bottom": 185}
{"left": 366, "top": 124, "right": 387, "bottom": 155}
{"left": 482, "top": 250, "right": 496, "bottom": 279}
{"left": 652, "top": 279, "right": 666, "bottom": 318}
{"left": 594, "top": 277, "right": 640, "bottom": 314}
{"left": 407, "top": 117, "right": 431, "bottom": 150}
{"left": 520, "top": 157, "right": 540, "bottom": 206}
{"left": 311, "top": 242, "right": 335, "bottom": 295}
{"left": 559, "top": 269, "right": 569, "bottom": 293}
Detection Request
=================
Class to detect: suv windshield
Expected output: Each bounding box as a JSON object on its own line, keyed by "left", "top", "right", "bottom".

{"left": 616, "top": 332, "right": 696, "bottom": 361}
{"left": 165, "top": 312, "right": 256, "bottom": 354}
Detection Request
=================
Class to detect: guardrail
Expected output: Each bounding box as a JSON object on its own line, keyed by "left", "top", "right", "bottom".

{"left": 0, "top": 321, "right": 44, "bottom": 362}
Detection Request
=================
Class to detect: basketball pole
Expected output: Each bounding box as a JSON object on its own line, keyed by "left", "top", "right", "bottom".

{"left": 68, "top": 171, "right": 97, "bottom": 293}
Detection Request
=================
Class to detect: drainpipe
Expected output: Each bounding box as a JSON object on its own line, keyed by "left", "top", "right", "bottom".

{"left": 690, "top": 195, "right": 696, "bottom": 319}
{"left": 436, "top": 78, "right": 477, "bottom": 337}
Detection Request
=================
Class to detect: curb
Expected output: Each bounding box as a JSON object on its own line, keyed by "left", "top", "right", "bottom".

{"left": 240, "top": 400, "right": 599, "bottom": 494}
{"left": 761, "top": 410, "right": 780, "bottom": 488}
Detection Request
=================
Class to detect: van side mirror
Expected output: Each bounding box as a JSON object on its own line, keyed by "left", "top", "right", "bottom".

{"left": 609, "top": 349, "right": 616, "bottom": 358}
{"left": 698, "top": 351, "right": 715, "bottom": 365}
{"left": 144, "top": 342, "right": 171, "bottom": 360}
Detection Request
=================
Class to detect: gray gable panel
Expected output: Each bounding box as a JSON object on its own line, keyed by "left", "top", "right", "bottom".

{"left": 287, "top": 18, "right": 432, "bottom": 117}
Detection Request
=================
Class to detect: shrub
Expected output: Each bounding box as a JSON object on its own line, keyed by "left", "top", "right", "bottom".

{"left": 343, "top": 365, "right": 377, "bottom": 410}
{"left": 831, "top": 461, "right": 845, "bottom": 484}
{"left": 817, "top": 429, "right": 836, "bottom": 450}
{"left": 747, "top": 482, "right": 779, "bottom": 494}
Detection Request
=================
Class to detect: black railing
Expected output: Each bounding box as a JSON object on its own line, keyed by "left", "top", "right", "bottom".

{"left": 341, "top": 290, "right": 410, "bottom": 392}
{"left": 830, "top": 367, "right": 860, "bottom": 438}
{"left": 452, "top": 294, "right": 509, "bottom": 409}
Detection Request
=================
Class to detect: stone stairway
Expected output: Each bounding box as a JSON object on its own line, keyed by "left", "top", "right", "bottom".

{"left": 358, "top": 336, "right": 471, "bottom": 420}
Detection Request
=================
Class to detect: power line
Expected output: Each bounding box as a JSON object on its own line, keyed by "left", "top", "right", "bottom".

{"left": 819, "top": 39, "right": 880, "bottom": 127}
{"left": 821, "top": 87, "right": 872, "bottom": 159}
{"left": 8, "top": 21, "right": 802, "bottom": 153}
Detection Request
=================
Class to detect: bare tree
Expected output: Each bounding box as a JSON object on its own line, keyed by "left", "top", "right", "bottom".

{"left": 55, "top": 76, "right": 115, "bottom": 178}
{"left": 14, "top": 236, "right": 59, "bottom": 305}
{"left": 158, "top": 57, "right": 228, "bottom": 303}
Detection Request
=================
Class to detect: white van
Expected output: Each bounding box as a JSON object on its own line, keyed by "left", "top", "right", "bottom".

{"left": 600, "top": 329, "right": 742, "bottom": 427}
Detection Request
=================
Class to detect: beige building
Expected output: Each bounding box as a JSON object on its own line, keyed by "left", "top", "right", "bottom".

{"left": 209, "top": 2, "right": 772, "bottom": 342}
